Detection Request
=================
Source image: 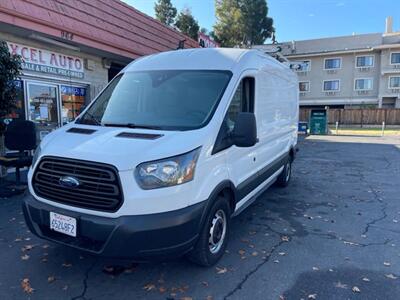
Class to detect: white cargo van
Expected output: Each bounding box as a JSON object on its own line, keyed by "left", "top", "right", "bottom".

{"left": 23, "top": 48, "right": 298, "bottom": 266}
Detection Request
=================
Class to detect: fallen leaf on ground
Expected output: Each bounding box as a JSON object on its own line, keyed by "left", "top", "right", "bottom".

{"left": 352, "top": 286, "right": 361, "bottom": 293}
{"left": 278, "top": 252, "right": 286, "bottom": 256}
{"left": 42, "top": 244, "right": 49, "bottom": 249}
{"left": 385, "top": 274, "right": 398, "bottom": 279}
{"left": 14, "top": 238, "right": 22, "bottom": 242}
{"left": 62, "top": 262, "right": 72, "bottom": 268}
{"left": 201, "top": 281, "right": 209, "bottom": 287}
{"left": 21, "top": 254, "right": 30, "bottom": 260}
{"left": 273, "top": 260, "right": 279, "bottom": 263}
{"left": 238, "top": 250, "right": 246, "bottom": 255}
{"left": 251, "top": 251, "right": 258, "bottom": 256}
{"left": 281, "top": 236, "right": 290, "bottom": 242}
{"left": 216, "top": 267, "right": 227, "bottom": 274}
{"left": 158, "top": 286, "right": 166, "bottom": 293}
{"left": 383, "top": 262, "right": 391, "bottom": 266}
{"left": 308, "top": 294, "right": 317, "bottom": 299}
{"left": 21, "top": 278, "right": 34, "bottom": 294}
{"left": 143, "top": 283, "right": 156, "bottom": 291}
{"left": 362, "top": 277, "right": 370, "bottom": 282}
{"left": 312, "top": 267, "right": 319, "bottom": 271}
{"left": 248, "top": 231, "right": 257, "bottom": 235}
{"left": 21, "top": 245, "right": 34, "bottom": 252}
{"left": 47, "top": 276, "right": 55, "bottom": 283}
{"left": 180, "top": 297, "right": 193, "bottom": 300}
{"left": 335, "top": 282, "right": 348, "bottom": 289}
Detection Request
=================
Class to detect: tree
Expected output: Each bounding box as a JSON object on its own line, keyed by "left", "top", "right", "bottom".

{"left": 154, "top": 0, "right": 177, "bottom": 26}
{"left": 214, "top": 0, "right": 274, "bottom": 47}
{"left": 175, "top": 8, "right": 200, "bottom": 40}
{"left": 0, "top": 41, "right": 22, "bottom": 133}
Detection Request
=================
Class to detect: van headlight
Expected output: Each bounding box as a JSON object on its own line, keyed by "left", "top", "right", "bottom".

{"left": 135, "top": 148, "right": 201, "bottom": 190}
{"left": 31, "top": 145, "right": 42, "bottom": 168}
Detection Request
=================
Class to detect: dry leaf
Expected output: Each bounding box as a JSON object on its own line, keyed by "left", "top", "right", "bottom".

{"left": 385, "top": 274, "right": 398, "bottom": 279}
{"left": 312, "top": 267, "right": 319, "bottom": 271}
{"left": 335, "top": 282, "right": 348, "bottom": 289}
{"left": 48, "top": 276, "right": 56, "bottom": 283}
{"left": 21, "top": 254, "right": 30, "bottom": 260}
{"left": 362, "top": 277, "right": 370, "bottom": 282}
{"left": 251, "top": 251, "right": 258, "bottom": 256}
{"left": 42, "top": 244, "right": 49, "bottom": 249}
{"left": 180, "top": 297, "right": 193, "bottom": 300}
{"left": 143, "top": 283, "right": 156, "bottom": 291}
{"left": 21, "top": 278, "right": 34, "bottom": 294}
{"left": 281, "top": 236, "right": 290, "bottom": 242}
{"left": 216, "top": 267, "right": 227, "bottom": 274}
{"left": 62, "top": 285, "right": 68, "bottom": 291}
{"left": 278, "top": 252, "right": 286, "bottom": 256}
{"left": 383, "top": 262, "right": 391, "bottom": 266}
{"left": 308, "top": 294, "right": 317, "bottom": 299}
{"left": 202, "top": 281, "right": 209, "bottom": 287}
{"left": 273, "top": 260, "right": 279, "bottom": 263}
{"left": 62, "top": 262, "right": 72, "bottom": 268}
{"left": 41, "top": 257, "right": 48, "bottom": 263}
{"left": 352, "top": 286, "right": 361, "bottom": 293}
{"left": 21, "top": 244, "right": 34, "bottom": 252}
{"left": 159, "top": 286, "right": 167, "bottom": 293}
{"left": 14, "top": 238, "right": 22, "bottom": 242}
{"left": 248, "top": 231, "right": 257, "bottom": 235}
{"left": 238, "top": 250, "right": 246, "bottom": 255}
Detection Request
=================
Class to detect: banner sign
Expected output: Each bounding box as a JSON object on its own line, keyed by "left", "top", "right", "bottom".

{"left": 7, "top": 42, "right": 85, "bottom": 79}
{"left": 61, "top": 85, "right": 86, "bottom": 96}
{"left": 198, "top": 33, "right": 219, "bottom": 48}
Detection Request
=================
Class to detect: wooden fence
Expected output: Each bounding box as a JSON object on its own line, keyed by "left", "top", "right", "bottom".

{"left": 299, "top": 109, "right": 400, "bottom": 125}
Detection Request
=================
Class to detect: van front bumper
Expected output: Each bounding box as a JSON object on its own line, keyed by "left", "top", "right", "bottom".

{"left": 22, "top": 194, "right": 206, "bottom": 260}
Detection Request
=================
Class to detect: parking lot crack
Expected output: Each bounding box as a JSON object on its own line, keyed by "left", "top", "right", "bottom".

{"left": 223, "top": 239, "right": 286, "bottom": 300}
{"left": 71, "top": 260, "right": 97, "bottom": 300}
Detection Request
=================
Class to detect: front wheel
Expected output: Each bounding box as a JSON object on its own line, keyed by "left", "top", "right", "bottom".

{"left": 276, "top": 158, "right": 292, "bottom": 187}
{"left": 187, "top": 196, "right": 231, "bottom": 267}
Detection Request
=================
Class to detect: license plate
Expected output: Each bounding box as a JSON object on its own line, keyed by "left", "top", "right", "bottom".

{"left": 50, "top": 212, "right": 77, "bottom": 237}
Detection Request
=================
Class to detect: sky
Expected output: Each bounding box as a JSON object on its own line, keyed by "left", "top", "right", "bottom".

{"left": 124, "top": 0, "right": 400, "bottom": 43}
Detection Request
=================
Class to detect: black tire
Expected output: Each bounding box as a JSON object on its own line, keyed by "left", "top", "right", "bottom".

{"left": 276, "top": 157, "right": 292, "bottom": 187}
{"left": 187, "top": 196, "right": 231, "bottom": 267}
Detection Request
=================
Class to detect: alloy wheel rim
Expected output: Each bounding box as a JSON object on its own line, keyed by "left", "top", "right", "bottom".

{"left": 208, "top": 209, "right": 227, "bottom": 254}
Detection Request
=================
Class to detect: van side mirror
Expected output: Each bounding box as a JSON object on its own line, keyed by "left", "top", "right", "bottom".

{"left": 232, "top": 112, "right": 258, "bottom": 147}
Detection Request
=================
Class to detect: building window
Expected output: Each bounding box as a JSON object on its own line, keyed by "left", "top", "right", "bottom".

{"left": 391, "top": 53, "right": 400, "bottom": 65}
{"left": 299, "top": 81, "right": 310, "bottom": 92}
{"left": 323, "top": 80, "right": 340, "bottom": 91}
{"left": 355, "top": 78, "right": 373, "bottom": 91}
{"left": 356, "top": 56, "right": 374, "bottom": 67}
{"left": 296, "top": 60, "right": 311, "bottom": 72}
{"left": 61, "top": 86, "right": 86, "bottom": 124}
{"left": 389, "top": 76, "right": 400, "bottom": 88}
{"left": 324, "top": 58, "right": 341, "bottom": 69}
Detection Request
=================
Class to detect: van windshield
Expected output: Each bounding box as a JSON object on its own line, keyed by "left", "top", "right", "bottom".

{"left": 76, "top": 70, "right": 232, "bottom": 130}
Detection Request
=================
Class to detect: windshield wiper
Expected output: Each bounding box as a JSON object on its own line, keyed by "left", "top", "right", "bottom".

{"left": 103, "top": 123, "right": 162, "bottom": 130}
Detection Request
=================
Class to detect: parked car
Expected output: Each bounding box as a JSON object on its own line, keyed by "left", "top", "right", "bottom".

{"left": 23, "top": 48, "right": 299, "bottom": 266}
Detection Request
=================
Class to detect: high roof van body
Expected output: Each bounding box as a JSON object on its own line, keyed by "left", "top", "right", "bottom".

{"left": 23, "top": 48, "right": 298, "bottom": 266}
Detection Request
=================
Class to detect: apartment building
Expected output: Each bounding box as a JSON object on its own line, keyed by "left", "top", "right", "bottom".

{"left": 254, "top": 17, "right": 400, "bottom": 108}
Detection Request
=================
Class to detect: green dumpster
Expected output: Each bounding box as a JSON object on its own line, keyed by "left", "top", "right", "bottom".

{"left": 309, "top": 109, "right": 328, "bottom": 135}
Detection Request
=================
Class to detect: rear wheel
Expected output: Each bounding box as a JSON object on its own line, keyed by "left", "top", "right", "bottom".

{"left": 276, "top": 158, "right": 292, "bottom": 187}
{"left": 187, "top": 196, "right": 231, "bottom": 267}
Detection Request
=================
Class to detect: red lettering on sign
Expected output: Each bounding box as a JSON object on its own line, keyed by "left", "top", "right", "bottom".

{"left": 30, "top": 48, "right": 38, "bottom": 62}
{"left": 9, "top": 43, "right": 18, "bottom": 55}
{"left": 59, "top": 55, "right": 66, "bottom": 67}
{"left": 50, "top": 53, "right": 58, "bottom": 66}
{"left": 74, "top": 59, "right": 82, "bottom": 70}
{"left": 38, "top": 50, "right": 46, "bottom": 64}
{"left": 21, "top": 47, "right": 29, "bottom": 60}
{"left": 67, "top": 57, "right": 74, "bottom": 69}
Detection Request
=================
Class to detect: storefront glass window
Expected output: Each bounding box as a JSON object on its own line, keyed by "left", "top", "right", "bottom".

{"left": 27, "top": 83, "right": 59, "bottom": 140}
{"left": 61, "top": 85, "right": 86, "bottom": 124}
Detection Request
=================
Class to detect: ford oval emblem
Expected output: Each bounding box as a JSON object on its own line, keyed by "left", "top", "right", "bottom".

{"left": 59, "top": 176, "right": 80, "bottom": 188}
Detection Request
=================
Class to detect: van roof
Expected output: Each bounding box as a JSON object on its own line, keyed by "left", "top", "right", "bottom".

{"left": 124, "top": 48, "right": 282, "bottom": 72}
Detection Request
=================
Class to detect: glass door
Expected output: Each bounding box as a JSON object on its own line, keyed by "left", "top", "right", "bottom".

{"left": 27, "top": 82, "right": 59, "bottom": 141}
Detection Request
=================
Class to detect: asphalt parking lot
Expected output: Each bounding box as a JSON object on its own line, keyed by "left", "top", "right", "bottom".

{"left": 0, "top": 135, "right": 399, "bottom": 300}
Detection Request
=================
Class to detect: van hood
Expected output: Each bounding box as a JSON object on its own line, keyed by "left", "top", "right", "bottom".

{"left": 39, "top": 124, "right": 206, "bottom": 171}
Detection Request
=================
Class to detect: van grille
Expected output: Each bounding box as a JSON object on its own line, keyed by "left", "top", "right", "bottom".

{"left": 32, "top": 157, "right": 123, "bottom": 212}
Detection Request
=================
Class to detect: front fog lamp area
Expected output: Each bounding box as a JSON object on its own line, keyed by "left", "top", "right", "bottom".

{"left": 135, "top": 148, "right": 201, "bottom": 190}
